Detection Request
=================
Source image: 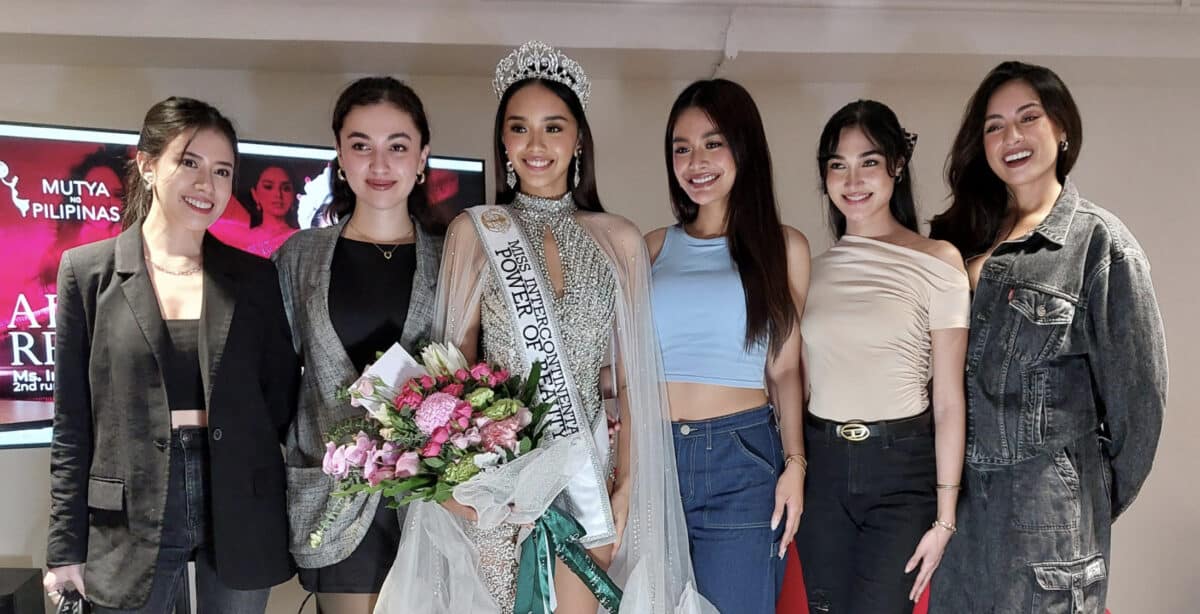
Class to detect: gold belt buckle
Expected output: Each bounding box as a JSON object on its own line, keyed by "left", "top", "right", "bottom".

{"left": 837, "top": 421, "right": 870, "bottom": 442}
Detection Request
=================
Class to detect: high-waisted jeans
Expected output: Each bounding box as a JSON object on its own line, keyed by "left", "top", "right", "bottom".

{"left": 94, "top": 428, "right": 270, "bottom": 614}
{"left": 796, "top": 411, "right": 937, "bottom": 614}
{"left": 673, "top": 404, "right": 786, "bottom": 614}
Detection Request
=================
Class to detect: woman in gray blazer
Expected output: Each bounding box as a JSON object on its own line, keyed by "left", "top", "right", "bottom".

{"left": 273, "top": 77, "right": 442, "bottom": 614}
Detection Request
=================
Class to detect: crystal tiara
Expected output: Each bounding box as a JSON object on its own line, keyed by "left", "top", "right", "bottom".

{"left": 492, "top": 40, "right": 591, "bottom": 109}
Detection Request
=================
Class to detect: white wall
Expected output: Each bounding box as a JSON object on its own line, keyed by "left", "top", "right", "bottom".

{"left": 0, "top": 61, "right": 1196, "bottom": 613}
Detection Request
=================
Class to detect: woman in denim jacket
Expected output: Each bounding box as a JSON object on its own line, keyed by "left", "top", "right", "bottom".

{"left": 928, "top": 61, "right": 1167, "bottom": 613}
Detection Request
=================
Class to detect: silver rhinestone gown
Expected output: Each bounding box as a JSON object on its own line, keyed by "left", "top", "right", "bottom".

{"left": 469, "top": 192, "right": 616, "bottom": 610}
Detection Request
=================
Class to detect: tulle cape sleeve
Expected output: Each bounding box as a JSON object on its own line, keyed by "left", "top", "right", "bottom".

{"left": 374, "top": 209, "right": 714, "bottom": 613}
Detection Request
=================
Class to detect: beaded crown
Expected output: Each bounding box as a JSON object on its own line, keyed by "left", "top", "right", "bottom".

{"left": 492, "top": 40, "right": 591, "bottom": 109}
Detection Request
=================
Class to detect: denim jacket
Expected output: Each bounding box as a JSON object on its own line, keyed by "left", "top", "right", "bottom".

{"left": 965, "top": 179, "right": 1167, "bottom": 519}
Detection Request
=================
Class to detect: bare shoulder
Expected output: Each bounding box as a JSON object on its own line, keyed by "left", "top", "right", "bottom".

{"left": 781, "top": 225, "right": 812, "bottom": 260}
{"left": 644, "top": 226, "right": 669, "bottom": 263}
{"left": 913, "top": 236, "right": 966, "bottom": 274}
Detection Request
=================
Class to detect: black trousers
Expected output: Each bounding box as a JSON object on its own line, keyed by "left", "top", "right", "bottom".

{"left": 795, "top": 412, "right": 937, "bottom": 614}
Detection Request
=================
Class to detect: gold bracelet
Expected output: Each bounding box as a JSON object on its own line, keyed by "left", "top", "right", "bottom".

{"left": 932, "top": 519, "right": 957, "bottom": 533}
{"left": 936, "top": 483, "right": 961, "bottom": 490}
{"left": 783, "top": 454, "right": 808, "bottom": 471}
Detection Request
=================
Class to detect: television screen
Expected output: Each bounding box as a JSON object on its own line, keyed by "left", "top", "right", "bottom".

{"left": 0, "top": 121, "right": 485, "bottom": 447}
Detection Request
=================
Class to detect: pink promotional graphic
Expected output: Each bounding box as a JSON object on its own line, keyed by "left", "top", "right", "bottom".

{"left": 0, "top": 122, "right": 483, "bottom": 443}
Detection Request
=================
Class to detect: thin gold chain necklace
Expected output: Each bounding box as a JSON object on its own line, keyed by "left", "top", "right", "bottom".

{"left": 348, "top": 219, "right": 410, "bottom": 260}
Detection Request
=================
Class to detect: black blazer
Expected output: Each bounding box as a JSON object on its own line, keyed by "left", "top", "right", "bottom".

{"left": 46, "top": 222, "right": 300, "bottom": 609}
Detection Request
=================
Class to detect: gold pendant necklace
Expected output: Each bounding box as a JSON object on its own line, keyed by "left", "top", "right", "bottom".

{"left": 370, "top": 242, "right": 400, "bottom": 260}
{"left": 348, "top": 218, "right": 409, "bottom": 260}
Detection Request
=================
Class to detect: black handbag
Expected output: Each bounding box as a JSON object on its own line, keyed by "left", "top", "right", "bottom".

{"left": 55, "top": 586, "right": 91, "bottom": 614}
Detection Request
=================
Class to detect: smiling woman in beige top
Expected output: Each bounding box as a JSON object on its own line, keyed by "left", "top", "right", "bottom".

{"left": 795, "top": 100, "right": 969, "bottom": 614}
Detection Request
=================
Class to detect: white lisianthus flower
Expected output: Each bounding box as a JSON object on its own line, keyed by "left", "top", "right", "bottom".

{"left": 472, "top": 451, "right": 502, "bottom": 470}
{"left": 420, "top": 343, "right": 470, "bottom": 377}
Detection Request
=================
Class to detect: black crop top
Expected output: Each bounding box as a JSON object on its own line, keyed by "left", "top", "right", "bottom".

{"left": 164, "top": 319, "right": 205, "bottom": 410}
{"left": 328, "top": 238, "right": 416, "bottom": 372}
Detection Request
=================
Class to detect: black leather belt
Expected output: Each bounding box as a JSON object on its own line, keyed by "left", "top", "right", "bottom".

{"left": 805, "top": 410, "right": 933, "bottom": 443}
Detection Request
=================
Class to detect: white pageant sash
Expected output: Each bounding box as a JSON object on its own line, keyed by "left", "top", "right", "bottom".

{"left": 467, "top": 205, "right": 615, "bottom": 546}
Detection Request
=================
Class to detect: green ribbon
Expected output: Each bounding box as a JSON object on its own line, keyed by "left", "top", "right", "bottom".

{"left": 513, "top": 506, "right": 622, "bottom": 614}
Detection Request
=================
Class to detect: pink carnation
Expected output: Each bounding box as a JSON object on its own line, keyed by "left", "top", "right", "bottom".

{"left": 441, "top": 383, "right": 465, "bottom": 397}
{"left": 414, "top": 392, "right": 458, "bottom": 435}
{"left": 480, "top": 416, "right": 522, "bottom": 454}
{"left": 396, "top": 387, "right": 424, "bottom": 410}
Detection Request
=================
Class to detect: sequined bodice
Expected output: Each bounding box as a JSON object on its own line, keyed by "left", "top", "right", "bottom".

{"left": 480, "top": 193, "right": 616, "bottom": 429}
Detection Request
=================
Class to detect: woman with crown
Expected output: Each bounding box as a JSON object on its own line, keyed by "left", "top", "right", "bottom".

{"left": 373, "top": 41, "right": 713, "bottom": 614}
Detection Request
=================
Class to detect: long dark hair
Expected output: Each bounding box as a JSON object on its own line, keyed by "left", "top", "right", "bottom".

{"left": 123, "top": 97, "right": 237, "bottom": 230}
{"left": 930, "top": 61, "right": 1082, "bottom": 257}
{"left": 237, "top": 158, "right": 300, "bottom": 229}
{"left": 328, "top": 77, "right": 432, "bottom": 225}
{"left": 493, "top": 78, "right": 603, "bottom": 212}
{"left": 664, "top": 79, "right": 794, "bottom": 355}
{"left": 817, "top": 100, "right": 918, "bottom": 239}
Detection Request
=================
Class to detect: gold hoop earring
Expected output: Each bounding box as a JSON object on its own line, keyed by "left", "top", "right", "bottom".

{"left": 337, "top": 167, "right": 346, "bottom": 182}
{"left": 416, "top": 171, "right": 426, "bottom": 185}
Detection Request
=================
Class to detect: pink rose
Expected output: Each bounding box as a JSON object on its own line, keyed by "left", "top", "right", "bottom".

{"left": 418, "top": 375, "right": 436, "bottom": 390}
{"left": 436, "top": 375, "right": 450, "bottom": 386}
{"left": 480, "top": 416, "right": 522, "bottom": 453}
{"left": 421, "top": 440, "right": 443, "bottom": 458}
{"left": 487, "top": 373, "right": 505, "bottom": 387}
{"left": 441, "top": 383, "right": 464, "bottom": 397}
{"left": 454, "top": 368, "right": 470, "bottom": 382}
{"left": 322, "top": 442, "right": 350, "bottom": 479}
{"left": 450, "top": 427, "right": 482, "bottom": 450}
{"left": 469, "top": 363, "right": 493, "bottom": 381}
{"left": 414, "top": 392, "right": 459, "bottom": 435}
{"left": 344, "top": 432, "right": 375, "bottom": 467}
{"left": 496, "top": 368, "right": 510, "bottom": 381}
{"left": 394, "top": 451, "right": 420, "bottom": 478}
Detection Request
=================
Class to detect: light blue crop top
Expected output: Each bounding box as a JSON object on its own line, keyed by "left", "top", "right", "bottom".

{"left": 650, "top": 225, "right": 767, "bottom": 389}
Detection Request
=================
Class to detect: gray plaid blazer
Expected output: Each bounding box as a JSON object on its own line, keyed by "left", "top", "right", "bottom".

{"left": 272, "top": 216, "right": 442, "bottom": 569}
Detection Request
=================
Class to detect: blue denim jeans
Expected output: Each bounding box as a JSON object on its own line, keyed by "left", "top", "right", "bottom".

{"left": 93, "top": 428, "right": 270, "bottom": 614}
{"left": 673, "top": 405, "right": 786, "bottom": 614}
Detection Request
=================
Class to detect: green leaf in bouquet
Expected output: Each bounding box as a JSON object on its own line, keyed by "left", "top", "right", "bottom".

{"left": 518, "top": 436, "right": 532, "bottom": 455}
{"left": 422, "top": 457, "right": 446, "bottom": 469}
{"left": 521, "top": 361, "right": 543, "bottom": 405}
{"left": 431, "top": 480, "right": 454, "bottom": 503}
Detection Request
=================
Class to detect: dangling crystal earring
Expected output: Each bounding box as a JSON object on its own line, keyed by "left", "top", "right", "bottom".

{"left": 505, "top": 160, "right": 517, "bottom": 189}
{"left": 1060, "top": 139, "right": 1069, "bottom": 152}
{"left": 573, "top": 149, "right": 582, "bottom": 188}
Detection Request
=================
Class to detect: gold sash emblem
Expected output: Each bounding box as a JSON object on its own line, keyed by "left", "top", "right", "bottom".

{"left": 481, "top": 209, "right": 511, "bottom": 233}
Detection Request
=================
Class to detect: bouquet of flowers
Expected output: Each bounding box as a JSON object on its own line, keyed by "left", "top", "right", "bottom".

{"left": 308, "top": 342, "right": 552, "bottom": 547}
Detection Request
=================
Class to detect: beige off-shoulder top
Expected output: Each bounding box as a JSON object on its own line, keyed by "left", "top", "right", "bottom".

{"left": 802, "top": 235, "right": 970, "bottom": 422}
